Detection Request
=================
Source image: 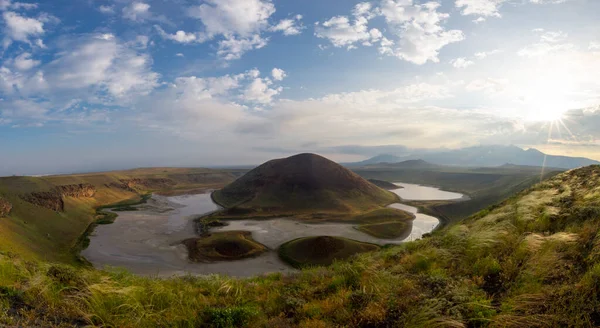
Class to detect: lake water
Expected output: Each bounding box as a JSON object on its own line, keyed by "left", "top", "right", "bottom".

{"left": 82, "top": 182, "right": 463, "bottom": 277}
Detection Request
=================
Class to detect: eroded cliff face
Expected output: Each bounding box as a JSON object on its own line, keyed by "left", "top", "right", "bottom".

{"left": 56, "top": 184, "right": 96, "bottom": 198}
{"left": 22, "top": 191, "right": 64, "bottom": 212}
{"left": 0, "top": 197, "right": 12, "bottom": 217}
{"left": 22, "top": 184, "right": 97, "bottom": 212}
{"left": 119, "top": 178, "right": 176, "bottom": 190}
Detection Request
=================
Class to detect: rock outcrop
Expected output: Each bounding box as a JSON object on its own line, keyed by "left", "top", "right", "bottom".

{"left": 22, "top": 184, "right": 97, "bottom": 212}
{"left": 56, "top": 184, "right": 96, "bottom": 198}
{"left": 119, "top": 178, "right": 176, "bottom": 190}
{"left": 22, "top": 191, "right": 64, "bottom": 212}
{"left": 0, "top": 197, "right": 12, "bottom": 217}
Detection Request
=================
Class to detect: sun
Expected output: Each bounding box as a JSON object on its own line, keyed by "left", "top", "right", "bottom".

{"left": 524, "top": 97, "right": 569, "bottom": 122}
{"left": 519, "top": 78, "right": 573, "bottom": 122}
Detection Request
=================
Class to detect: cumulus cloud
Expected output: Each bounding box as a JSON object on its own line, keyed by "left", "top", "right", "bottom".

{"left": 315, "top": 2, "right": 378, "bottom": 49}
{"left": 269, "top": 15, "right": 304, "bottom": 36}
{"left": 123, "top": 2, "right": 151, "bottom": 22}
{"left": 2, "top": 11, "right": 44, "bottom": 47}
{"left": 243, "top": 78, "right": 282, "bottom": 104}
{"left": 156, "top": 0, "right": 301, "bottom": 60}
{"left": 188, "top": 0, "right": 275, "bottom": 38}
{"left": 217, "top": 34, "right": 268, "bottom": 60}
{"left": 12, "top": 51, "right": 39, "bottom": 70}
{"left": 271, "top": 68, "right": 286, "bottom": 81}
{"left": 155, "top": 26, "right": 204, "bottom": 44}
{"left": 379, "top": 0, "right": 465, "bottom": 64}
{"left": 455, "top": 0, "right": 506, "bottom": 17}
{"left": 450, "top": 57, "right": 474, "bottom": 68}
{"left": 315, "top": 1, "right": 463, "bottom": 64}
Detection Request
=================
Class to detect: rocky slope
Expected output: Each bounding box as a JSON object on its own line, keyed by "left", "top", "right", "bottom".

{"left": 56, "top": 184, "right": 96, "bottom": 198}
{"left": 0, "top": 197, "right": 11, "bottom": 217}
{"left": 22, "top": 184, "right": 97, "bottom": 211}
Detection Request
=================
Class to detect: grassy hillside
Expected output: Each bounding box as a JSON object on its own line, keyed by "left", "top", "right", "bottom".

{"left": 354, "top": 164, "right": 563, "bottom": 222}
{"left": 0, "top": 168, "right": 236, "bottom": 264}
{"left": 213, "top": 153, "right": 399, "bottom": 217}
{"left": 0, "top": 166, "right": 598, "bottom": 326}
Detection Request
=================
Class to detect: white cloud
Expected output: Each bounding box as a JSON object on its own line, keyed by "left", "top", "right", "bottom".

{"left": 450, "top": 57, "right": 474, "bottom": 68}
{"left": 123, "top": 2, "right": 151, "bottom": 22}
{"left": 530, "top": 0, "right": 571, "bottom": 3}
{"left": 0, "top": 1, "right": 37, "bottom": 11}
{"left": 269, "top": 16, "right": 304, "bottom": 36}
{"left": 455, "top": 0, "right": 506, "bottom": 17}
{"left": 474, "top": 49, "right": 500, "bottom": 59}
{"left": 518, "top": 30, "right": 574, "bottom": 57}
{"left": 315, "top": 2, "right": 377, "bottom": 49}
{"left": 13, "top": 52, "right": 39, "bottom": 70}
{"left": 590, "top": 42, "right": 600, "bottom": 50}
{"left": 188, "top": 0, "right": 275, "bottom": 38}
{"left": 45, "top": 34, "right": 159, "bottom": 98}
{"left": 99, "top": 5, "right": 114, "bottom": 14}
{"left": 466, "top": 78, "right": 509, "bottom": 93}
{"left": 157, "top": 0, "right": 301, "bottom": 60}
{"left": 379, "top": 0, "right": 465, "bottom": 64}
{"left": 243, "top": 77, "right": 282, "bottom": 104}
{"left": 10, "top": 2, "right": 37, "bottom": 10}
{"left": 271, "top": 68, "right": 286, "bottom": 81}
{"left": 155, "top": 26, "right": 204, "bottom": 44}
{"left": 217, "top": 34, "right": 268, "bottom": 60}
{"left": 2, "top": 11, "right": 44, "bottom": 47}
{"left": 473, "top": 17, "right": 486, "bottom": 23}
{"left": 175, "top": 53, "right": 184, "bottom": 57}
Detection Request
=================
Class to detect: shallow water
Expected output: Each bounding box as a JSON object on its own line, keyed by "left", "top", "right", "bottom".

{"left": 391, "top": 182, "right": 464, "bottom": 201}
{"left": 83, "top": 182, "right": 463, "bottom": 277}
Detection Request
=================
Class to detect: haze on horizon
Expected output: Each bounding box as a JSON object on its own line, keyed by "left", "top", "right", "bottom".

{"left": 0, "top": 0, "right": 599, "bottom": 176}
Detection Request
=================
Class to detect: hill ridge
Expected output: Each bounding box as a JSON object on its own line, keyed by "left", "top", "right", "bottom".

{"left": 213, "top": 153, "right": 398, "bottom": 213}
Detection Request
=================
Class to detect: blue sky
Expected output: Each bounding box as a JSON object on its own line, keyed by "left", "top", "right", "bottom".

{"left": 0, "top": 0, "right": 599, "bottom": 175}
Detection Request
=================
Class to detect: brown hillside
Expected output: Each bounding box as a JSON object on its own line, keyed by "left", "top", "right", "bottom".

{"left": 213, "top": 153, "right": 398, "bottom": 213}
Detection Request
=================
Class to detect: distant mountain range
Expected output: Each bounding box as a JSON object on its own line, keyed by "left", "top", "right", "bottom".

{"left": 347, "top": 145, "right": 600, "bottom": 169}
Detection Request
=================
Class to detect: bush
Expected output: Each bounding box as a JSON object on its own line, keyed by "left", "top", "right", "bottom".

{"left": 202, "top": 306, "right": 258, "bottom": 328}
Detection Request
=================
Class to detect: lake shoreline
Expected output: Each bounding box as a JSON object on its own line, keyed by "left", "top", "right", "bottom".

{"left": 83, "top": 182, "right": 464, "bottom": 277}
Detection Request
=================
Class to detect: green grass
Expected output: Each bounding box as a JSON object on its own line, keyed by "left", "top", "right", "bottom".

{"left": 350, "top": 208, "right": 414, "bottom": 238}
{"left": 278, "top": 236, "right": 380, "bottom": 268}
{"left": 182, "top": 231, "right": 267, "bottom": 262}
{"left": 0, "top": 166, "right": 598, "bottom": 326}
{"left": 356, "top": 221, "right": 410, "bottom": 239}
{"left": 354, "top": 165, "right": 563, "bottom": 222}
{"left": 0, "top": 169, "right": 235, "bottom": 264}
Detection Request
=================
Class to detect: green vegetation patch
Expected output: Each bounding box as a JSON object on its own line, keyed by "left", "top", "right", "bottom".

{"left": 279, "top": 236, "right": 380, "bottom": 268}
{"left": 367, "top": 179, "right": 400, "bottom": 190}
{"left": 182, "top": 231, "right": 267, "bottom": 262}
{"left": 352, "top": 208, "right": 414, "bottom": 239}
{"left": 356, "top": 221, "right": 410, "bottom": 239}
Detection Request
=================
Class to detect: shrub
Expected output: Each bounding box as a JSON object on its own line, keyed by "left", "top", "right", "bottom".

{"left": 202, "top": 305, "right": 258, "bottom": 328}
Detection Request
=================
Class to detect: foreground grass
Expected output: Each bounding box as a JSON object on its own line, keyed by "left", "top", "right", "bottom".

{"left": 1, "top": 166, "right": 600, "bottom": 327}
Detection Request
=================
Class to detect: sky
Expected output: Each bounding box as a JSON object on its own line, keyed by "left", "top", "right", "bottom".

{"left": 0, "top": 0, "right": 599, "bottom": 175}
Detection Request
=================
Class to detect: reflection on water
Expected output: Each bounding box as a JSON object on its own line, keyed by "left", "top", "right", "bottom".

{"left": 83, "top": 182, "right": 463, "bottom": 277}
{"left": 391, "top": 182, "right": 464, "bottom": 201}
